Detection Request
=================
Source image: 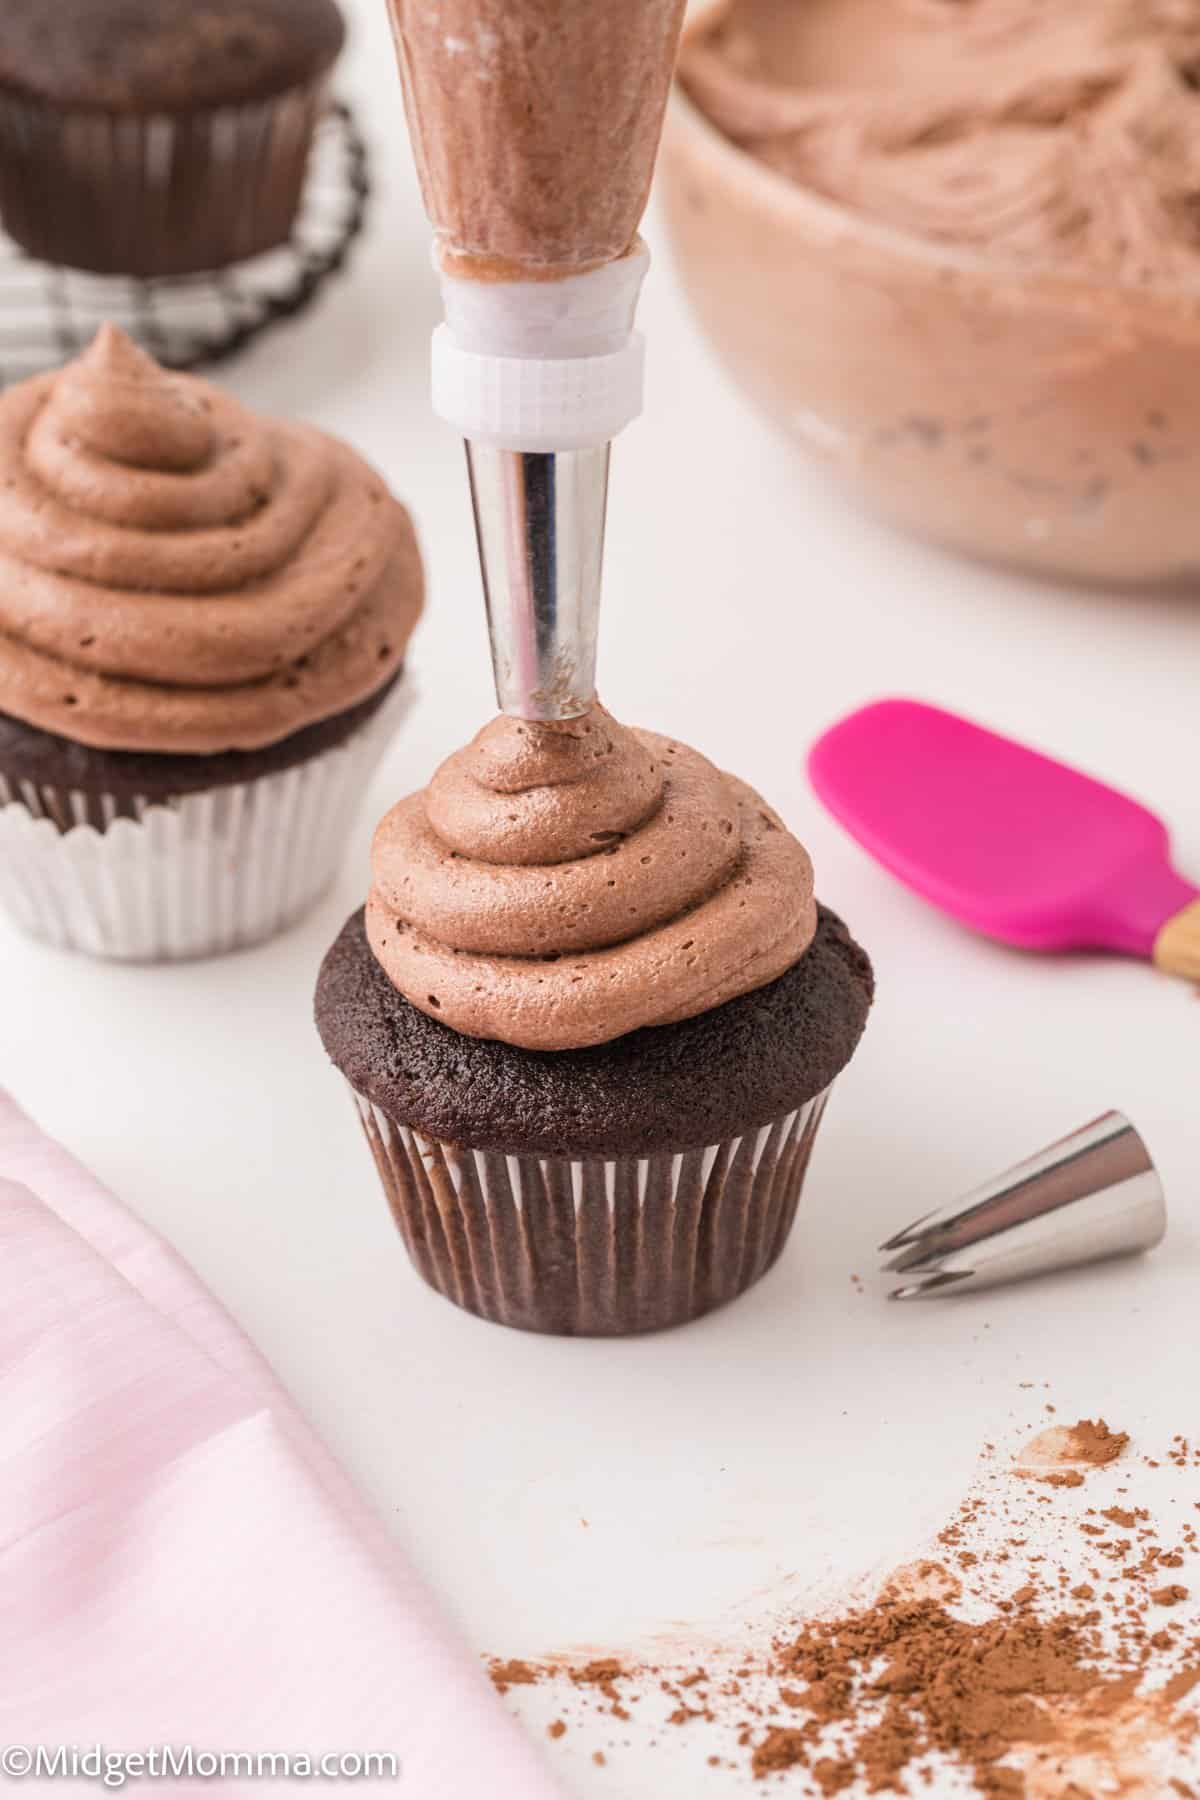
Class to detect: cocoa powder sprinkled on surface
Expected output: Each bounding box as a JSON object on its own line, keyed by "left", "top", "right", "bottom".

{"left": 1015, "top": 1418, "right": 1131, "bottom": 1487}
{"left": 487, "top": 1657, "right": 539, "bottom": 1694}
{"left": 1040, "top": 1469, "right": 1085, "bottom": 1489}
{"left": 1103, "top": 1507, "right": 1140, "bottom": 1529}
{"left": 779, "top": 1598, "right": 1103, "bottom": 1794}
{"left": 750, "top": 1728, "right": 810, "bottom": 1777}
{"left": 1153, "top": 1585, "right": 1191, "bottom": 1607}
{"left": 1069, "top": 1420, "right": 1132, "bottom": 1466}
{"left": 487, "top": 1418, "right": 1200, "bottom": 1791}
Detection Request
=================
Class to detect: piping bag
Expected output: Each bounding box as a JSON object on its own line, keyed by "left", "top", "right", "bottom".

{"left": 386, "top": 0, "right": 687, "bottom": 718}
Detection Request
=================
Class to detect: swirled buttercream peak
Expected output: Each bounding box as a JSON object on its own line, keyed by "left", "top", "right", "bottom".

{"left": 367, "top": 705, "right": 818, "bottom": 1050}
{"left": 0, "top": 325, "right": 422, "bottom": 753}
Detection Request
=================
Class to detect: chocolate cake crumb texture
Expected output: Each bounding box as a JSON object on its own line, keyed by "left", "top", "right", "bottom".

{"left": 316, "top": 903, "right": 873, "bottom": 1158}
{"left": 0, "top": 670, "right": 404, "bottom": 809}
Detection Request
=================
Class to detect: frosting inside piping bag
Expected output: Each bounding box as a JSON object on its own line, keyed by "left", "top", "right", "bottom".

{"left": 0, "top": 326, "right": 422, "bottom": 754}
{"left": 367, "top": 704, "right": 818, "bottom": 1051}
{"left": 387, "top": 0, "right": 687, "bottom": 280}
{"left": 681, "top": 0, "right": 1200, "bottom": 282}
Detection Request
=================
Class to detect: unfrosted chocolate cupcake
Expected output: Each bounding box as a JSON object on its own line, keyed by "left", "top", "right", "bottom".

{"left": 315, "top": 704, "right": 872, "bottom": 1336}
{"left": 0, "top": 0, "right": 344, "bottom": 275}
{"left": 0, "top": 324, "right": 423, "bottom": 959}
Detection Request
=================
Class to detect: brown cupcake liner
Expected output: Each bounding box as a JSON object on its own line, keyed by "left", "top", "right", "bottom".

{"left": 349, "top": 1083, "right": 832, "bottom": 1336}
{"left": 0, "top": 83, "right": 327, "bottom": 277}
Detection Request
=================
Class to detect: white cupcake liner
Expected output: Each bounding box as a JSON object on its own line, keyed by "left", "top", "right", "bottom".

{"left": 350, "top": 1082, "right": 832, "bottom": 1336}
{"left": 0, "top": 680, "right": 412, "bottom": 962}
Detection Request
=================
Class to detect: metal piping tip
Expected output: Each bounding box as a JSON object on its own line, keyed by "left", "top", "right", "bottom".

{"left": 880, "top": 1110, "right": 1166, "bottom": 1301}
{"left": 880, "top": 1238, "right": 954, "bottom": 1276}
{"left": 466, "top": 441, "right": 609, "bottom": 721}
{"left": 878, "top": 1209, "right": 941, "bottom": 1255}
{"left": 889, "top": 1269, "right": 975, "bottom": 1302}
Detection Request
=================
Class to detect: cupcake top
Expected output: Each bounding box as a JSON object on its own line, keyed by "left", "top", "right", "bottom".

{"left": 0, "top": 326, "right": 422, "bottom": 755}
{"left": 0, "top": 0, "right": 344, "bottom": 113}
{"left": 365, "top": 704, "right": 818, "bottom": 1051}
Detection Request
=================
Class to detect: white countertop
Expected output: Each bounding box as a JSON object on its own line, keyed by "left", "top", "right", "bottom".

{"left": 3, "top": 5, "right": 1200, "bottom": 1794}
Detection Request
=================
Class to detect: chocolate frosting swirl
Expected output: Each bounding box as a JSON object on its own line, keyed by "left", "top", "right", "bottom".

{"left": 366, "top": 705, "right": 818, "bottom": 1050}
{"left": 0, "top": 325, "right": 422, "bottom": 753}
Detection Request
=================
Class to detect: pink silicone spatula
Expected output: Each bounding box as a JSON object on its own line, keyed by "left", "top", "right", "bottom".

{"left": 808, "top": 699, "right": 1200, "bottom": 980}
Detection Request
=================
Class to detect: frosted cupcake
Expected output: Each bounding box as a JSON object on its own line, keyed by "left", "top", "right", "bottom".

{"left": 315, "top": 704, "right": 872, "bottom": 1336}
{"left": 0, "top": 325, "right": 423, "bottom": 959}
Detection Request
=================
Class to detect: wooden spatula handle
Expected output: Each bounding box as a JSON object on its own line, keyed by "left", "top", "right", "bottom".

{"left": 1154, "top": 897, "right": 1200, "bottom": 981}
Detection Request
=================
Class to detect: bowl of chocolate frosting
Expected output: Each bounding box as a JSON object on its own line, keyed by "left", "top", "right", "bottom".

{"left": 665, "top": 0, "right": 1200, "bottom": 584}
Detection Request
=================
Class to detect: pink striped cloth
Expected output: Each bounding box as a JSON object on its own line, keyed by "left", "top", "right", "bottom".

{"left": 0, "top": 1092, "right": 558, "bottom": 1797}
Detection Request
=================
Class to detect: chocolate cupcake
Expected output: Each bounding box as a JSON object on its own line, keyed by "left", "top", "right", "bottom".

{"left": 0, "top": 0, "right": 344, "bottom": 276}
{"left": 315, "top": 704, "right": 872, "bottom": 1336}
{"left": 0, "top": 324, "right": 423, "bottom": 959}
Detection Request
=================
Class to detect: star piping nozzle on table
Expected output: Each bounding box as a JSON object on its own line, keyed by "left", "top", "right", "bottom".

{"left": 881, "top": 1110, "right": 1166, "bottom": 1301}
